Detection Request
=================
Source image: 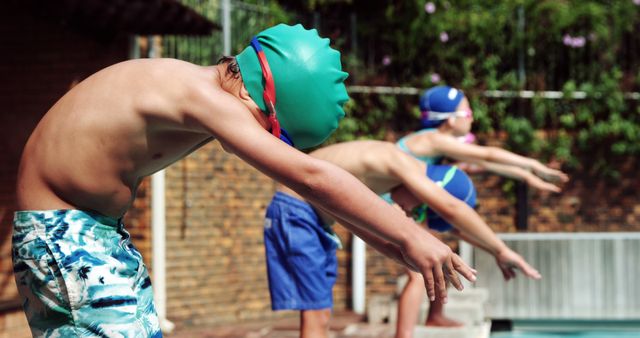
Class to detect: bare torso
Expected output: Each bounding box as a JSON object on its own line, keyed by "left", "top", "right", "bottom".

{"left": 278, "top": 140, "right": 411, "bottom": 224}
{"left": 17, "top": 59, "right": 222, "bottom": 217}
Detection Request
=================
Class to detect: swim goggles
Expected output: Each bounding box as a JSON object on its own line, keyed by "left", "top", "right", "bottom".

{"left": 422, "top": 107, "right": 473, "bottom": 121}
{"left": 249, "top": 37, "right": 294, "bottom": 147}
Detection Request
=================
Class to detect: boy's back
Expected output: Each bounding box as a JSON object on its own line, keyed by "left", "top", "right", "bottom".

{"left": 17, "top": 58, "right": 225, "bottom": 217}
{"left": 310, "top": 140, "right": 416, "bottom": 193}
{"left": 279, "top": 140, "right": 425, "bottom": 225}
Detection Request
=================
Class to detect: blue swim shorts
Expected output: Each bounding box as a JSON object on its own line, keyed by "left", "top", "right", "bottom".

{"left": 12, "top": 210, "right": 162, "bottom": 337}
{"left": 263, "top": 192, "right": 339, "bottom": 311}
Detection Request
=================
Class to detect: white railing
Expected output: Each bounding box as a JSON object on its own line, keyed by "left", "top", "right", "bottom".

{"left": 347, "top": 85, "right": 640, "bottom": 100}
{"left": 463, "top": 232, "right": 640, "bottom": 320}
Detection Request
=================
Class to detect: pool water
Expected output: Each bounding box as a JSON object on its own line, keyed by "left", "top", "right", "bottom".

{"left": 492, "top": 332, "right": 640, "bottom": 338}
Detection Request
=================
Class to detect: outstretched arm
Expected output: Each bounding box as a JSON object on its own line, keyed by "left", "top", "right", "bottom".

{"left": 188, "top": 87, "right": 476, "bottom": 302}
{"left": 316, "top": 205, "right": 476, "bottom": 302}
{"left": 450, "top": 229, "right": 541, "bottom": 280}
{"left": 474, "top": 161, "right": 563, "bottom": 193}
{"left": 431, "top": 134, "right": 569, "bottom": 184}
{"left": 388, "top": 150, "right": 540, "bottom": 280}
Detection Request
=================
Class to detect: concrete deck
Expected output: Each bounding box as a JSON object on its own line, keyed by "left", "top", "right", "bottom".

{"left": 166, "top": 311, "right": 491, "bottom": 338}
{"left": 167, "top": 283, "right": 492, "bottom": 337}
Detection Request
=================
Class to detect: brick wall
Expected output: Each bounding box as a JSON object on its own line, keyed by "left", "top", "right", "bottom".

{"left": 164, "top": 142, "right": 289, "bottom": 328}
{"left": 0, "top": 4, "right": 149, "bottom": 336}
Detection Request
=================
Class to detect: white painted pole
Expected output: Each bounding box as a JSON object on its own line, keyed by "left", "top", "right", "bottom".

{"left": 146, "top": 35, "right": 174, "bottom": 333}
{"left": 352, "top": 235, "right": 366, "bottom": 314}
{"left": 151, "top": 170, "right": 174, "bottom": 333}
{"left": 222, "top": 0, "right": 231, "bottom": 55}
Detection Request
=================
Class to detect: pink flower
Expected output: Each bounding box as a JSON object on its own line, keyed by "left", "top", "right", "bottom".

{"left": 430, "top": 73, "right": 441, "bottom": 83}
{"left": 440, "top": 31, "right": 449, "bottom": 42}
{"left": 425, "top": 2, "right": 436, "bottom": 14}
{"left": 382, "top": 55, "right": 392, "bottom": 66}
{"left": 572, "top": 36, "right": 585, "bottom": 48}
{"left": 563, "top": 34, "right": 586, "bottom": 48}
{"left": 634, "top": 0, "right": 640, "bottom": 5}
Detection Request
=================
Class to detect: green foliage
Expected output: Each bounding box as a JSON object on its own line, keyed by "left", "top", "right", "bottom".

{"left": 310, "top": 0, "right": 640, "bottom": 177}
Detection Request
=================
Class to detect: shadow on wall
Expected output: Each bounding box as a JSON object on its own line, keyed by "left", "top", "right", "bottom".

{"left": 0, "top": 2, "right": 130, "bottom": 309}
{"left": 0, "top": 206, "right": 19, "bottom": 308}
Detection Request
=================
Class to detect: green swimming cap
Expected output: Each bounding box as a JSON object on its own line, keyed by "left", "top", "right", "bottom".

{"left": 236, "top": 23, "right": 350, "bottom": 149}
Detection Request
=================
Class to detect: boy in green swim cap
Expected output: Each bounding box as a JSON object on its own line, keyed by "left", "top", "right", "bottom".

{"left": 13, "top": 24, "right": 475, "bottom": 336}
{"left": 264, "top": 140, "right": 538, "bottom": 338}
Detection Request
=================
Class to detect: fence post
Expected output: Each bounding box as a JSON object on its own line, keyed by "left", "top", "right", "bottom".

{"left": 516, "top": 5, "right": 529, "bottom": 231}
{"left": 222, "top": 0, "right": 231, "bottom": 55}
{"left": 350, "top": 12, "right": 358, "bottom": 83}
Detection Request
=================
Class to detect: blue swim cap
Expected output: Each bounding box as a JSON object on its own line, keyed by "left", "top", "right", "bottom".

{"left": 419, "top": 86, "right": 465, "bottom": 128}
{"left": 420, "top": 165, "right": 477, "bottom": 232}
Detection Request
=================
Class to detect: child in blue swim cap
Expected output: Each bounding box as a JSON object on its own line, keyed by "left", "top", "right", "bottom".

{"left": 263, "top": 140, "right": 537, "bottom": 338}
{"left": 395, "top": 85, "right": 568, "bottom": 335}
{"left": 397, "top": 85, "right": 569, "bottom": 192}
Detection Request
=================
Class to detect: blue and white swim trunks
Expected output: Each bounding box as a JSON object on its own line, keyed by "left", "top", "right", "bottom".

{"left": 12, "top": 210, "right": 162, "bottom": 337}
{"left": 264, "top": 192, "right": 339, "bottom": 311}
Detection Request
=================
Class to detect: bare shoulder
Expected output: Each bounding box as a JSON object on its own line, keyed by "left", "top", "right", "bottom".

{"left": 87, "top": 58, "right": 200, "bottom": 81}
{"left": 422, "top": 130, "right": 459, "bottom": 151}
{"left": 109, "top": 59, "right": 227, "bottom": 130}
{"left": 354, "top": 140, "right": 405, "bottom": 173}
{"left": 424, "top": 130, "right": 448, "bottom": 142}
{"left": 74, "top": 58, "right": 209, "bottom": 99}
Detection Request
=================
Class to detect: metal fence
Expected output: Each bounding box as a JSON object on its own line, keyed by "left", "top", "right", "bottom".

{"left": 162, "top": 0, "right": 274, "bottom": 64}
{"left": 463, "top": 233, "right": 640, "bottom": 320}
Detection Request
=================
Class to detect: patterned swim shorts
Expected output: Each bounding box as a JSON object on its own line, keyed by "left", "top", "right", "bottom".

{"left": 12, "top": 210, "right": 162, "bottom": 337}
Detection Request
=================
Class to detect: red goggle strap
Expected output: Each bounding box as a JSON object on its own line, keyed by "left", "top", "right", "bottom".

{"left": 250, "top": 37, "right": 280, "bottom": 138}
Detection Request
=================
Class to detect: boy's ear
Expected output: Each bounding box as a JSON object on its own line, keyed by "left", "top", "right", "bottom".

{"left": 237, "top": 82, "right": 260, "bottom": 109}
{"left": 239, "top": 83, "right": 252, "bottom": 100}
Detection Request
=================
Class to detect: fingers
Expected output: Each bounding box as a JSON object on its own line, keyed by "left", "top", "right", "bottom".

{"left": 543, "top": 185, "right": 562, "bottom": 193}
{"left": 423, "top": 269, "right": 436, "bottom": 301}
{"left": 499, "top": 254, "right": 542, "bottom": 281}
{"left": 500, "top": 266, "right": 516, "bottom": 281}
{"left": 444, "top": 259, "right": 463, "bottom": 291}
{"left": 518, "top": 261, "right": 542, "bottom": 279}
{"left": 507, "top": 267, "right": 517, "bottom": 280}
{"left": 536, "top": 166, "right": 569, "bottom": 183}
{"left": 509, "top": 253, "right": 542, "bottom": 280}
{"left": 451, "top": 254, "right": 477, "bottom": 283}
{"left": 554, "top": 170, "right": 570, "bottom": 182}
{"left": 500, "top": 266, "right": 509, "bottom": 280}
{"left": 433, "top": 264, "right": 448, "bottom": 303}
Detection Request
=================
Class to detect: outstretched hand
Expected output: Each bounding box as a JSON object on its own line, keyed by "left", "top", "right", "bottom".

{"left": 526, "top": 174, "right": 562, "bottom": 193}
{"left": 401, "top": 232, "right": 477, "bottom": 303}
{"left": 533, "top": 163, "right": 569, "bottom": 184}
{"left": 495, "top": 248, "right": 541, "bottom": 281}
